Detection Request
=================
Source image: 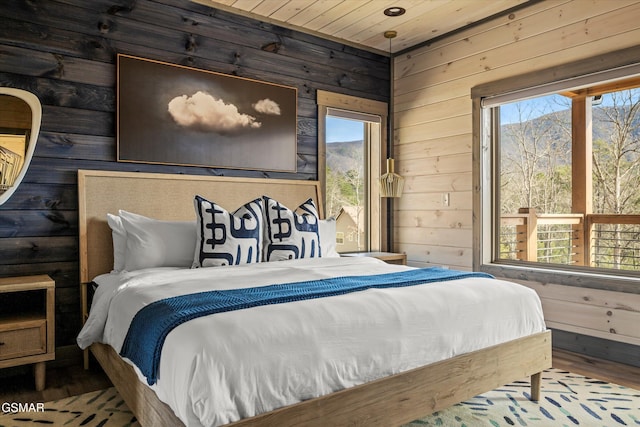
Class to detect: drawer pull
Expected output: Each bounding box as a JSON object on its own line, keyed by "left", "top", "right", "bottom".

{"left": 0, "top": 342, "right": 5, "bottom": 346}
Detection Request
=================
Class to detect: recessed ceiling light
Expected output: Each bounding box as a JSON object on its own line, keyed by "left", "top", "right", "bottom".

{"left": 384, "top": 6, "right": 406, "bottom": 17}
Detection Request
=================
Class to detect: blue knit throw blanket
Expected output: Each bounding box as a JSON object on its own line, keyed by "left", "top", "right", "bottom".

{"left": 120, "top": 267, "right": 493, "bottom": 384}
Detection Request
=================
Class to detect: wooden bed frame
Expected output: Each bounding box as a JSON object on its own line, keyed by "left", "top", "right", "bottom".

{"left": 78, "top": 169, "right": 552, "bottom": 427}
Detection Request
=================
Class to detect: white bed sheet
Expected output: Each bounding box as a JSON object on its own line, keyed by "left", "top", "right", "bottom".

{"left": 77, "top": 256, "right": 546, "bottom": 427}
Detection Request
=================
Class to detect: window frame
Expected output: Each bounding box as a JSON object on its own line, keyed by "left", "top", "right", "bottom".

{"left": 317, "top": 90, "right": 389, "bottom": 252}
{"left": 472, "top": 47, "right": 640, "bottom": 294}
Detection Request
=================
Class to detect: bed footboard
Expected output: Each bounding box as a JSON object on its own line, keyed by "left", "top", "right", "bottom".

{"left": 91, "top": 331, "right": 551, "bottom": 427}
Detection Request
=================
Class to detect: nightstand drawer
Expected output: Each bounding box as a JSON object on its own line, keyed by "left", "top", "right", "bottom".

{"left": 0, "top": 320, "right": 46, "bottom": 361}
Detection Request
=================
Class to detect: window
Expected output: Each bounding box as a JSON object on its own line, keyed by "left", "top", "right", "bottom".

{"left": 317, "top": 90, "right": 388, "bottom": 253}
{"left": 497, "top": 90, "right": 640, "bottom": 271}
{"left": 326, "top": 114, "right": 369, "bottom": 252}
{"left": 473, "top": 53, "right": 640, "bottom": 288}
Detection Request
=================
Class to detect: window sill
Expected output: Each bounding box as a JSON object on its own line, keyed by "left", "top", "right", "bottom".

{"left": 479, "top": 262, "right": 640, "bottom": 295}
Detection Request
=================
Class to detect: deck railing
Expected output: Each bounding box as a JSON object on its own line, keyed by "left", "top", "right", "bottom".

{"left": 500, "top": 208, "right": 640, "bottom": 270}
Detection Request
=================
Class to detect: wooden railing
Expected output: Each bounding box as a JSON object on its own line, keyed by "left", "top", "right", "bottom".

{"left": 500, "top": 208, "right": 640, "bottom": 270}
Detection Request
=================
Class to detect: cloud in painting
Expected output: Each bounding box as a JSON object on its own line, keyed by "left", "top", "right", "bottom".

{"left": 253, "top": 98, "right": 281, "bottom": 115}
{"left": 167, "top": 91, "right": 261, "bottom": 132}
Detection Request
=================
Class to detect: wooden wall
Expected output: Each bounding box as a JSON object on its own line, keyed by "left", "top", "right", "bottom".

{"left": 516, "top": 279, "right": 640, "bottom": 348}
{"left": 0, "top": 0, "right": 389, "bottom": 354}
{"left": 394, "top": 0, "right": 640, "bottom": 270}
{"left": 393, "top": 0, "right": 640, "bottom": 364}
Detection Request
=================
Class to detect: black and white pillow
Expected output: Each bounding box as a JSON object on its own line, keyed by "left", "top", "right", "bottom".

{"left": 263, "top": 196, "right": 321, "bottom": 261}
{"left": 193, "top": 195, "right": 264, "bottom": 268}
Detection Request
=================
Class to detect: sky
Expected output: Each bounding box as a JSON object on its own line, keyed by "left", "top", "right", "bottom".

{"left": 499, "top": 92, "right": 622, "bottom": 124}
{"left": 326, "top": 116, "right": 364, "bottom": 143}
{"left": 499, "top": 94, "right": 569, "bottom": 124}
{"left": 326, "top": 92, "right": 629, "bottom": 139}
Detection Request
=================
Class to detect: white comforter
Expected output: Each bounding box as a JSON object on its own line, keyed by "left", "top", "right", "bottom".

{"left": 77, "top": 256, "right": 546, "bottom": 427}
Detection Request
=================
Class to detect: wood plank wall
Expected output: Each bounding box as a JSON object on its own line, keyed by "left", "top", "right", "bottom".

{"left": 394, "top": 0, "right": 640, "bottom": 270}
{"left": 393, "top": 0, "right": 640, "bottom": 364}
{"left": 0, "top": 0, "right": 388, "bottom": 352}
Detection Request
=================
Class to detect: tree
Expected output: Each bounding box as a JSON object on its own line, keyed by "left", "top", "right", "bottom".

{"left": 592, "top": 89, "right": 640, "bottom": 214}
{"left": 500, "top": 97, "right": 572, "bottom": 215}
{"left": 592, "top": 89, "right": 640, "bottom": 268}
{"left": 499, "top": 89, "right": 640, "bottom": 270}
{"left": 325, "top": 166, "right": 344, "bottom": 219}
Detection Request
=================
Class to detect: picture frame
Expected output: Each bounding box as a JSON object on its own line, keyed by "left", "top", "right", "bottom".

{"left": 117, "top": 54, "right": 297, "bottom": 172}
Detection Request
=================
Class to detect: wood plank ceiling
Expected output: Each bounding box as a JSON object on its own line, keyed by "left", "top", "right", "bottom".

{"left": 192, "top": 0, "right": 530, "bottom": 54}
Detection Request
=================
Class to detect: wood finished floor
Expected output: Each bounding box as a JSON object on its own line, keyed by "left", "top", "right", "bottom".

{"left": 0, "top": 348, "right": 638, "bottom": 404}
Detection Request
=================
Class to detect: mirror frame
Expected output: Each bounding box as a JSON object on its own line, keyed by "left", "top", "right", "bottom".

{"left": 0, "top": 88, "right": 42, "bottom": 206}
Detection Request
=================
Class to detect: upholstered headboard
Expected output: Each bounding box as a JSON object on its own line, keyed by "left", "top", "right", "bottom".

{"left": 78, "top": 169, "right": 323, "bottom": 283}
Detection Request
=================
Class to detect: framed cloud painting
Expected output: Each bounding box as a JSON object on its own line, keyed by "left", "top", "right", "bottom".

{"left": 117, "top": 54, "right": 297, "bottom": 172}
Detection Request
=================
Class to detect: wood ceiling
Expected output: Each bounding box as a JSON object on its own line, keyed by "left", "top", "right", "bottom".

{"left": 193, "top": 0, "right": 530, "bottom": 55}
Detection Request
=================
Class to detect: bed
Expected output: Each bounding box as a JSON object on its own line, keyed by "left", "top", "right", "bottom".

{"left": 77, "top": 169, "right": 551, "bottom": 427}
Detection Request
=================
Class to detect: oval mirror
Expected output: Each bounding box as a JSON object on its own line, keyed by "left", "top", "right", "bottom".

{"left": 0, "top": 88, "right": 42, "bottom": 206}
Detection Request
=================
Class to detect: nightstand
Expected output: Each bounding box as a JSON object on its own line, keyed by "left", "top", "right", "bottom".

{"left": 341, "top": 251, "right": 407, "bottom": 265}
{"left": 0, "top": 275, "right": 55, "bottom": 391}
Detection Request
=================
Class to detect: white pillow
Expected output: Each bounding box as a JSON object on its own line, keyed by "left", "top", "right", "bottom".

{"left": 193, "top": 195, "right": 264, "bottom": 268}
{"left": 106, "top": 213, "right": 127, "bottom": 273}
{"left": 318, "top": 218, "right": 340, "bottom": 258}
{"left": 119, "top": 210, "right": 196, "bottom": 271}
{"left": 263, "top": 196, "right": 321, "bottom": 261}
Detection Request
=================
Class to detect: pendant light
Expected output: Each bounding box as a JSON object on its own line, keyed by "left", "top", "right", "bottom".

{"left": 379, "top": 30, "right": 404, "bottom": 198}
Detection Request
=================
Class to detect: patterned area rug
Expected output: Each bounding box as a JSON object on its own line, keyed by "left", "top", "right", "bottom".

{"left": 0, "top": 387, "right": 138, "bottom": 427}
{"left": 405, "top": 368, "right": 640, "bottom": 427}
{"left": 0, "top": 368, "right": 637, "bottom": 426}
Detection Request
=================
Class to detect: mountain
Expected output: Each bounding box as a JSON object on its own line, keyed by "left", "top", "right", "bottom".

{"left": 500, "top": 105, "right": 640, "bottom": 161}
{"left": 326, "top": 140, "right": 364, "bottom": 173}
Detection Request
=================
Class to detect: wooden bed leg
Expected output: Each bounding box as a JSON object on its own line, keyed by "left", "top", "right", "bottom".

{"left": 34, "top": 362, "right": 46, "bottom": 391}
{"left": 530, "top": 372, "right": 542, "bottom": 401}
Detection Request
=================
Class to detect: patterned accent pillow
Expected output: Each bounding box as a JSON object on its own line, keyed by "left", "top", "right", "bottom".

{"left": 263, "top": 196, "right": 321, "bottom": 261}
{"left": 193, "top": 195, "right": 264, "bottom": 268}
